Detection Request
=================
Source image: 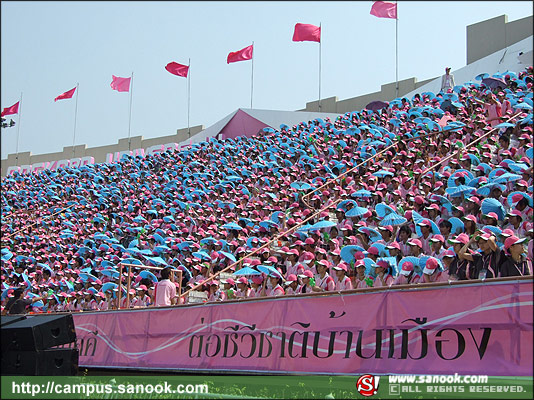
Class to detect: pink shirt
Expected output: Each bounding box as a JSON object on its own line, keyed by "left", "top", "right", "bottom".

{"left": 316, "top": 273, "right": 335, "bottom": 291}
{"left": 374, "top": 274, "right": 394, "bottom": 288}
{"left": 355, "top": 276, "right": 373, "bottom": 289}
{"left": 268, "top": 285, "right": 285, "bottom": 297}
{"left": 154, "top": 279, "right": 176, "bottom": 307}
{"left": 335, "top": 276, "right": 353, "bottom": 291}
{"left": 247, "top": 287, "right": 262, "bottom": 298}
{"left": 392, "top": 273, "right": 420, "bottom": 286}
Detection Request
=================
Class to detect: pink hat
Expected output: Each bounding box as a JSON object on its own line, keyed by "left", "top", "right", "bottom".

{"left": 305, "top": 237, "right": 315, "bottom": 245}
{"left": 332, "top": 263, "right": 347, "bottom": 272}
{"left": 442, "top": 249, "right": 455, "bottom": 258}
{"left": 386, "top": 241, "right": 401, "bottom": 250}
{"left": 407, "top": 238, "right": 423, "bottom": 248}
{"left": 236, "top": 277, "right": 249, "bottom": 285}
{"left": 367, "top": 246, "right": 380, "bottom": 255}
{"left": 298, "top": 270, "right": 314, "bottom": 279}
{"left": 504, "top": 236, "right": 527, "bottom": 250}
{"left": 285, "top": 274, "right": 297, "bottom": 282}
{"left": 400, "top": 261, "right": 413, "bottom": 276}
{"left": 429, "top": 234, "right": 445, "bottom": 243}
{"left": 484, "top": 212, "right": 498, "bottom": 220}
{"left": 423, "top": 257, "right": 439, "bottom": 274}
{"left": 251, "top": 276, "right": 264, "bottom": 284}
{"left": 136, "top": 285, "right": 148, "bottom": 291}
{"left": 449, "top": 233, "right": 470, "bottom": 245}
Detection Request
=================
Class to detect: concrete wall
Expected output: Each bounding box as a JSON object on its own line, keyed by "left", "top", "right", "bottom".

{"left": 301, "top": 76, "right": 434, "bottom": 114}
{"left": 467, "top": 15, "right": 533, "bottom": 65}
{"left": 0, "top": 125, "right": 203, "bottom": 176}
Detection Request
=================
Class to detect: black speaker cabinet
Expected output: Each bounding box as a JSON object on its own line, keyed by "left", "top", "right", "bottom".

{"left": 1, "top": 314, "right": 76, "bottom": 352}
{"left": 1, "top": 315, "right": 27, "bottom": 327}
{"left": 2, "top": 348, "right": 79, "bottom": 376}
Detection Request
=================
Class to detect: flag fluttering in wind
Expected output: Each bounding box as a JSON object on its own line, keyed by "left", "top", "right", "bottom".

{"left": 1, "top": 101, "right": 20, "bottom": 117}
{"left": 110, "top": 75, "right": 131, "bottom": 92}
{"left": 165, "top": 62, "right": 189, "bottom": 77}
{"left": 227, "top": 45, "right": 253, "bottom": 64}
{"left": 54, "top": 87, "right": 76, "bottom": 102}
{"left": 370, "top": 1, "right": 397, "bottom": 19}
{"left": 292, "top": 23, "right": 321, "bottom": 42}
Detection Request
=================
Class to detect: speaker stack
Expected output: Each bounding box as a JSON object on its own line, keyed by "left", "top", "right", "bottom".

{"left": 1, "top": 314, "right": 79, "bottom": 375}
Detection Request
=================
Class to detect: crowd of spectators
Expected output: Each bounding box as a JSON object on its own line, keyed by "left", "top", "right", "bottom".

{"left": 1, "top": 67, "right": 533, "bottom": 314}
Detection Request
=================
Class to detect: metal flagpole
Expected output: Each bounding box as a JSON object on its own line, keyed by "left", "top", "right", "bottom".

{"left": 250, "top": 41, "right": 254, "bottom": 109}
{"left": 187, "top": 58, "right": 191, "bottom": 136}
{"left": 318, "top": 22, "right": 322, "bottom": 110}
{"left": 15, "top": 92, "right": 22, "bottom": 167}
{"left": 72, "top": 83, "right": 79, "bottom": 158}
{"left": 395, "top": 2, "right": 399, "bottom": 98}
{"left": 128, "top": 72, "right": 134, "bottom": 151}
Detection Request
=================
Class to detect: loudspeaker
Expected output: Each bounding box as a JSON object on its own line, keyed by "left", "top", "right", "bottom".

{"left": 1, "top": 315, "right": 26, "bottom": 327}
{"left": 1, "top": 314, "right": 76, "bottom": 352}
{"left": 2, "top": 348, "right": 79, "bottom": 376}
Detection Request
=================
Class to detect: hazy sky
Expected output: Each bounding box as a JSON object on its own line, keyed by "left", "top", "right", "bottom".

{"left": 1, "top": 1, "right": 532, "bottom": 159}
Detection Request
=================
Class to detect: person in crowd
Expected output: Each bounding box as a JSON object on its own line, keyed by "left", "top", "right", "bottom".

{"left": 440, "top": 67, "right": 455, "bottom": 92}
{"left": 499, "top": 236, "right": 532, "bottom": 277}
{"left": 154, "top": 267, "right": 177, "bottom": 306}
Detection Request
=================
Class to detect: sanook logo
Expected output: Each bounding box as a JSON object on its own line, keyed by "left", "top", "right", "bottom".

{"left": 187, "top": 320, "right": 492, "bottom": 361}
{"left": 356, "top": 374, "right": 380, "bottom": 397}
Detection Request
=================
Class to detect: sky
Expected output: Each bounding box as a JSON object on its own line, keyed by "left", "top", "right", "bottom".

{"left": 1, "top": 1, "right": 532, "bottom": 160}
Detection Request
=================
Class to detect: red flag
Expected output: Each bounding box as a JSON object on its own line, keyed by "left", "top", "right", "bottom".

{"left": 1, "top": 101, "right": 19, "bottom": 117}
{"left": 370, "top": 1, "right": 397, "bottom": 19}
{"left": 54, "top": 87, "right": 76, "bottom": 102}
{"left": 165, "top": 62, "right": 189, "bottom": 77}
{"left": 227, "top": 45, "right": 253, "bottom": 64}
{"left": 110, "top": 75, "right": 131, "bottom": 92}
{"left": 292, "top": 23, "right": 321, "bottom": 42}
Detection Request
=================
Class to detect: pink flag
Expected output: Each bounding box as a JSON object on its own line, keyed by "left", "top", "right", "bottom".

{"left": 227, "top": 45, "right": 253, "bottom": 64}
{"left": 370, "top": 1, "right": 397, "bottom": 19}
{"left": 1, "top": 101, "right": 20, "bottom": 117}
{"left": 54, "top": 87, "right": 76, "bottom": 102}
{"left": 165, "top": 62, "right": 189, "bottom": 77}
{"left": 110, "top": 75, "right": 131, "bottom": 92}
{"left": 292, "top": 23, "right": 321, "bottom": 42}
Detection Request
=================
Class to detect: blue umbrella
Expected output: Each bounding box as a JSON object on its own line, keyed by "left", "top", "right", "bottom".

{"left": 340, "top": 245, "right": 365, "bottom": 264}
{"left": 429, "top": 194, "right": 453, "bottom": 213}
{"left": 446, "top": 185, "right": 475, "bottom": 197}
{"left": 337, "top": 199, "right": 357, "bottom": 211}
{"left": 192, "top": 251, "right": 211, "bottom": 261}
{"left": 79, "top": 273, "right": 98, "bottom": 282}
{"left": 222, "top": 222, "right": 243, "bottom": 231}
{"left": 476, "top": 182, "right": 506, "bottom": 197}
{"left": 27, "top": 292, "right": 44, "bottom": 308}
{"left": 1, "top": 287, "right": 16, "bottom": 301}
{"left": 233, "top": 267, "right": 262, "bottom": 276}
{"left": 411, "top": 210, "right": 425, "bottom": 223}
{"left": 345, "top": 206, "right": 369, "bottom": 218}
{"left": 200, "top": 237, "right": 217, "bottom": 246}
{"left": 379, "top": 213, "right": 407, "bottom": 226}
{"left": 139, "top": 270, "right": 158, "bottom": 283}
{"left": 363, "top": 258, "right": 377, "bottom": 277}
{"left": 143, "top": 256, "right": 169, "bottom": 266}
{"left": 448, "top": 217, "right": 465, "bottom": 234}
{"left": 369, "top": 243, "right": 389, "bottom": 257}
{"left": 357, "top": 227, "right": 381, "bottom": 243}
{"left": 257, "top": 265, "right": 283, "bottom": 279}
{"left": 100, "top": 269, "right": 119, "bottom": 278}
{"left": 481, "top": 198, "right": 506, "bottom": 221}
{"left": 219, "top": 251, "right": 237, "bottom": 263}
{"left": 154, "top": 245, "right": 172, "bottom": 254}
{"left": 481, "top": 225, "right": 503, "bottom": 238}
{"left": 494, "top": 122, "right": 515, "bottom": 129}
{"left": 102, "top": 282, "right": 118, "bottom": 293}
{"left": 493, "top": 173, "right": 522, "bottom": 184}
{"left": 310, "top": 220, "right": 337, "bottom": 230}
{"left": 352, "top": 189, "right": 372, "bottom": 198}
{"left": 375, "top": 203, "right": 397, "bottom": 218}
{"left": 259, "top": 220, "right": 279, "bottom": 230}
{"left": 372, "top": 170, "right": 394, "bottom": 178}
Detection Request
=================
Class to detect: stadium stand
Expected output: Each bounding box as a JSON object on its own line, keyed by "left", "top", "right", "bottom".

{"left": 1, "top": 66, "right": 533, "bottom": 314}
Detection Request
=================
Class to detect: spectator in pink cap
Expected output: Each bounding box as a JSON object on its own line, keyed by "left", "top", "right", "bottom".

{"left": 353, "top": 260, "right": 373, "bottom": 289}
{"left": 297, "top": 270, "right": 315, "bottom": 294}
{"left": 247, "top": 276, "right": 263, "bottom": 298}
{"left": 207, "top": 281, "right": 223, "bottom": 302}
{"left": 500, "top": 236, "right": 531, "bottom": 277}
{"left": 235, "top": 277, "right": 250, "bottom": 298}
{"left": 373, "top": 259, "right": 394, "bottom": 287}
{"left": 392, "top": 261, "right": 420, "bottom": 286}
{"left": 422, "top": 257, "right": 446, "bottom": 283}
{"left": 313, "top": 261, "right": 335, "bottom": 292}
{"left": 504, "top": 210, "right": 525, "bottom": 237}
{"left": 333, "top": 263, "right": 352, "bottom": 291}
{"left": 447, "top": 233, "right": 472, "bottom": 280}
{"left": 429, "top": 235, "right": 446, "bottom": 259}
{"left": 284, "top": 274, "right": 301, "bottom": 295}
{"left": 407, "top": 238, "right": 423, "bottom": 257}
{"left": 132, "top": 285, "right": 151, "bottom": 307}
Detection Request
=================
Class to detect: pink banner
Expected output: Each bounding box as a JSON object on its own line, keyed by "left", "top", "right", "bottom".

{"left": 71, "top": 280, "right": 533, "bottom": 375}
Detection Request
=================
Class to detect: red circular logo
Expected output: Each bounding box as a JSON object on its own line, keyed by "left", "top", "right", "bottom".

{"left": 356, "top": 374, "right": 379, "bottom": 397}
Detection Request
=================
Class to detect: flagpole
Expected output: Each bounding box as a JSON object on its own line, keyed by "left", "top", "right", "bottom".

{"left": 128, "top": 71, "right": 134, "bottom": 151}
{"left": 395, "top": 2, "right": 399, "bottom": 98}
{"left": 187, "top": 58, "right": 191, "bottom": 136}
{"left": 318, "top": 22, "right": 322, "bottom": 111}
{"left": 250, "top": 41, "right": 254, "bottom": 109}
{"left": 72, "top": 83, "right": 79, "bottom": 158}
{"left": 15, "top": 92, "right": 22, "bottom": 167}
